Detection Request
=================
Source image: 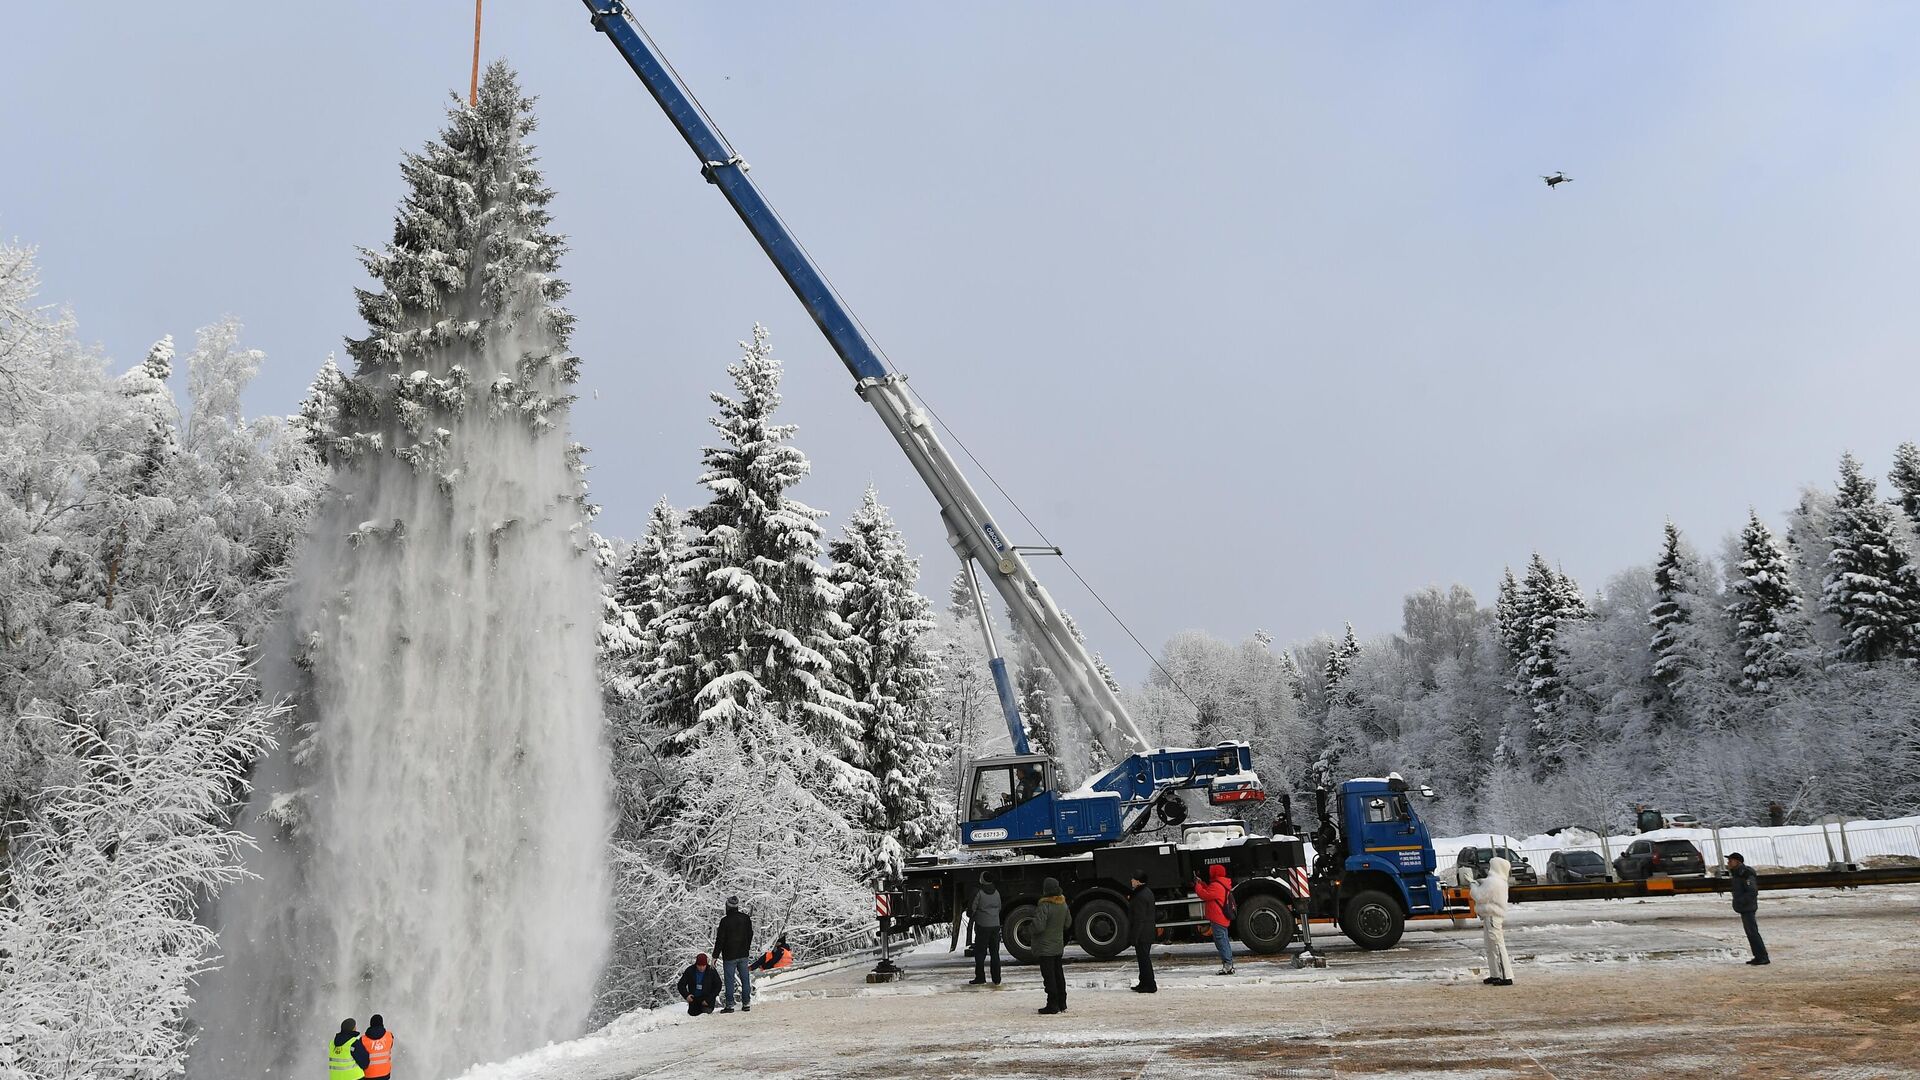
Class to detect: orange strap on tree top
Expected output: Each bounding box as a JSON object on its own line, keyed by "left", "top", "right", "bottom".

{"left": 469, "top": 0, "right": 484, "bottom": 106}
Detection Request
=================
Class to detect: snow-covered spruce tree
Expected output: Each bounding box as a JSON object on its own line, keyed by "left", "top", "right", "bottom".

{"left": 651, "top": 325, "right": 866, "bottom": 774}
{"left": 1518, "top": 554, "right": 1587, "bottom": 768}
{"left": 1725, "top": 509, "right": 1804, "bottom": 692}
{"left": 1494, "top": 566, "right": 1525, "bottom": 665}
{"left": 1648, "top": 522, "right": 1693, "bottom": 689}
{"left": 1646, "top": 521, "right": 1733, "bottom": 724}
{"left": 1822, "top": 452, "right": 1920, "bottom": 663}
{"left": 608, "top": 497, "right": 687, "bottom": 712}
{"left": 0, "top": 612, "right": 281, "bottom": 1080}
{"left": 1890, "top": 441, "right": 1920, "bottom": 527}
{"left": 1324, "top": 622, "right": 1360, "bottom": 706}
{"left": 829, "top": 486, "right": 945, "bottom": 878}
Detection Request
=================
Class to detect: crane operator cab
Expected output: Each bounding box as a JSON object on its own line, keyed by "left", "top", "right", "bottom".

{"left": 961, "top": 755, "right": 1061, "bottom": 847}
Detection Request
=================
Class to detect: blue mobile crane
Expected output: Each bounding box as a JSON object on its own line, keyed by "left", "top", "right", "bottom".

{"left": 580, "top": 1, "right": 1445, "bottom": 963}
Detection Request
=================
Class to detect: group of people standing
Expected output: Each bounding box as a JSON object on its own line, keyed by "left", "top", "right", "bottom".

{"left": 324, "top": 1014, "right": 394, "bottom": 1079}
{"left": 962, "top": 849, "right": 1770, "bottom": 1010}
{"left": 966, "top": 863, "right": 1239, "bottom": 1014}
{"left": 1470, "top": 850, "right": 1769, "bottom": 988}
{"left": 676, "top": 895, "right": 795, "bottom": 1016}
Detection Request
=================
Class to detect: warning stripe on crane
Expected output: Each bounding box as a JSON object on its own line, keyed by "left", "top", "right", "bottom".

{"left": 1286, "top": 868, "right": 1310, "bottom": 900}
{"left": 874, "top": 893, "right": 892, "bottom": 918}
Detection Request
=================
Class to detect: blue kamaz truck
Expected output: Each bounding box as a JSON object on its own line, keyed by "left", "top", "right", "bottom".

{"left": 882, "top": 772, "right": 1446, "bottom": 962}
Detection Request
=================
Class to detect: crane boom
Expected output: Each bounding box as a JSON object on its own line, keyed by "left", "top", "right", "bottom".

{"left": 582, "top": 1, "right": 1146, "bottom": 763}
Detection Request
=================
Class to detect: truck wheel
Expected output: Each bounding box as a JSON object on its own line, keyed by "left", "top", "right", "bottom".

{"left": 1003, "top": 904, "right": 1039, "bottom": 964}
{"left": 1339, "top": 889, "right": 1405, "bottom": 950}
{"left": 1234, "top": 893, "right": 1296, "bottom": 954}
{"left": 1071, "top": 898, "right": 1129, "bottom": 959}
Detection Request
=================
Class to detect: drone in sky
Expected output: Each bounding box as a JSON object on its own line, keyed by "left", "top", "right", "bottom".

{"left": 1542, "top": 171, "right": 1574, "bottom": 189}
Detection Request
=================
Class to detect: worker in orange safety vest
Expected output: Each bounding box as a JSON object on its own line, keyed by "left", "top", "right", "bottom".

{"left": 748, "top": 934, "right": 794, "bottom": 974}
{"left": 359, "top": 1014, "right": 394, "bottom": 1079}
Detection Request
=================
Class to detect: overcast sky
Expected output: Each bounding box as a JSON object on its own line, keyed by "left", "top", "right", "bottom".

{"left": 6, "top": 3, "right": 1918, "bottom": 679}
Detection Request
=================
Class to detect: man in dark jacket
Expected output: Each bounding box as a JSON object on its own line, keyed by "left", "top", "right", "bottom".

{"left": 714, "top": 895, "right": 754, "bottom": 1012}
{"left": 1128, "top": 870, "right": 1157, "bottom": 993}
{"left": 327, "top": 1018, "right": 371, "bottom": 1078}
{"left": 1727, "top": 853, "right": 1769, "bottom": 965}
{"left": 967, "top": 872, "right": 1003, "bottom": 986}
{"left": 678, "top": 954, "right": 722, "bottom": 1015}
{"left": 1032, "top": 876, "right": 1071, "bottom": 1015}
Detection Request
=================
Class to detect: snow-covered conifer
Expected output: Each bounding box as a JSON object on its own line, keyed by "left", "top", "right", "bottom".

{"left": 1890, "top": 441, "right": 1920, "bottom": 526}
{"left": 651, "top": 326, "right": 862, "bottom": 767}
{"left": 829, "top": 486, "right": 945, "bottom": 877}
{"left": 1725, "top": 509, "right": 1804, "bottom": 691}
{"left": 1324, "top": 622, "right": 1360, "bottom": 706}
{"left": 1822, "top": 452, "right": 1920, "bottom": 662}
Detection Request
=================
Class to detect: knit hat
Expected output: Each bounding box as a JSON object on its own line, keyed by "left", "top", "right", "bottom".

{"left": 338, "top": 1019, "right": 357, "bottom": 1035}
{"left": 695, "top": 952, "right": 709, "bottom": 967}
{"left": 979, "top": 870, "right": 996, "bottom": 886}
{"left": 726, "top": 895, "right": 740, "bottom": 909}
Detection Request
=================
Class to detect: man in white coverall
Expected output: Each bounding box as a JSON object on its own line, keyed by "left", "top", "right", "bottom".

{"left": 1471, "top": 854, "right": 1515, "bottom": 986}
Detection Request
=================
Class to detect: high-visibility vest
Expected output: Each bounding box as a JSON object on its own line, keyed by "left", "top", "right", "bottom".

{"left": 327, "top": 1038, "right": 365, "bottom": 1080}
{"left": 761, "top": 947, "right": 792, "bottom": 970}
{"left": 360, "top": 1032, "right": 393, "bottom": 1078}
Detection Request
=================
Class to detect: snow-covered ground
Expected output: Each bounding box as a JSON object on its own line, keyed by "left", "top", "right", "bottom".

{"left": 452, "top": 885, "right": 1920, "bottom": 1079}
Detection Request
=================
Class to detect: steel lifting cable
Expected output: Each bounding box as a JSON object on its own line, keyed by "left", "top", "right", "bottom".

{"left": 618, "top": 7, "right": 1204, "bottom": 713}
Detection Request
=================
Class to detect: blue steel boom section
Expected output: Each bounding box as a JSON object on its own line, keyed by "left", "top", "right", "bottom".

{"left": 581, "top": 0, "right": 1145, "bottom": 768}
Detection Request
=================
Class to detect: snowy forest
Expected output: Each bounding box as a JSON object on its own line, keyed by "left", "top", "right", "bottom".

{"left": 5, "top": 62, "right": 1920, "bottom": 1079}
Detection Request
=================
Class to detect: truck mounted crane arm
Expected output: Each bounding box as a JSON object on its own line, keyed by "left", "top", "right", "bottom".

{"left": 582, "top": 0, "right": 1145, "bottom": 765}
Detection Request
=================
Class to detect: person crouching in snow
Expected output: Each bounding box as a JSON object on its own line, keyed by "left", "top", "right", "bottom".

{"left": 678, "top": 953, "right": 722, "bottom": 1015}
{"left": 1472, "top": 854, "right": 1514, "bottom": 986}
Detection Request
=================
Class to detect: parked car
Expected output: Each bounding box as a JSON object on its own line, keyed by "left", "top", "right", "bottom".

{"left": 1662, "top": 812, "right": 1703, "bottom": 829}
{"left": 1452, "top": 845, "right": 1539, "bottom": 886}
{"left": 1544, "top": 849, "right": 1612, "bottom": 884}
{"left": 1613, "top": 838, "right": 1707, "bottom": 880}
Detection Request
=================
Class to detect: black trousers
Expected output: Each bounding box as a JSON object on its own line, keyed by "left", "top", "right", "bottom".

{"left": 1134, "top": 943, "right": 1156, "bottom": 989}
{"left": 1037, "top": 955, "right": 1066, "bottom": 1009}
{"left": 687, "top": 994, "right": 718, "bottom": 1016}
{"left": 1740, "top": 910, "right": 1769, "bottom": 961}
{"left": 974, "top": 927, "right": 1002, "bottom": 983}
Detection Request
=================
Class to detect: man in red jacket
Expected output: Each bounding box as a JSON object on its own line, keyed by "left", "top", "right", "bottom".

{"left": 1193, "top": 864, "right": 1235, "bottom": 975}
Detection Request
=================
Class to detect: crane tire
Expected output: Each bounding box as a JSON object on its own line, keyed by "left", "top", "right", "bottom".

{"left": 1002, "top": 903, "right": 1039, "bottom": 964}
{"left": 1234, "top": 893, "right": 1296, "bottom": 955}
{"left": 1071, "top": 898, "right": 1129, "bottom": 959}
{"left": 1339, "top": 889, "right": 1405, "bottom": 950}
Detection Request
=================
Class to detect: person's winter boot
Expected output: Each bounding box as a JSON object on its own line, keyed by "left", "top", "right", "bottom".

{"left": 1483, "top": 976, "right": 1500, "bottom": 984}
{"left": 1493, "top": 978, "right": 1514, "bottom": 986}
{"left": 719, "top": 1006, "right": 734, "bottom": 1014}
{"left": 1037, "top": 1006, "right": 1060, "bottom": 1015}
{"left": 742, "top": 1003, "right": 751, "bottom": 1012}
{"left": 1747, "top": 958, "right": 1770, "bottom": 966}
{"left": 967, "top": 978, "right": 986, "bottom": 985}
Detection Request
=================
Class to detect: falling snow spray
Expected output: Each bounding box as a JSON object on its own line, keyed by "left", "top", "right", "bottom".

{"left": 194, "top": 126, "right": 610, "bottom": 1077}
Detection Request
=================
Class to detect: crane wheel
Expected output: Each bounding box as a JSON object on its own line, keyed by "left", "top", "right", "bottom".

{"left": 1071, "top": 898, "right": 1129, "bottom": 959}
{"left": 1234, "top": 893, "right": 1296, "bottom": 954}
{"left": 1338, "top": 889, "right": 1405, "bottom": 950}
{"left": 1002, "top": 903, "right": 1039, "bottom": 964}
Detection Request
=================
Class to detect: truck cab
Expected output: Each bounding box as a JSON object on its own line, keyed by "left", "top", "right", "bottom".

{"left": 1315, "top": 777, "right": 1445, "bottom": 948}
